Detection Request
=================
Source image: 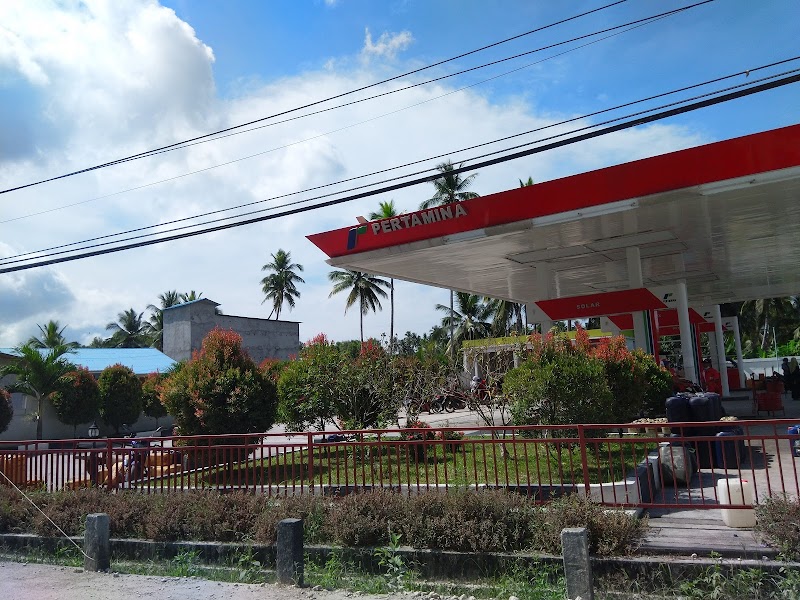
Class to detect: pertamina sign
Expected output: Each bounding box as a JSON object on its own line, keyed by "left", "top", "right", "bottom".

{"left": 347, "top": 204, "right": 468, "bottom": 250}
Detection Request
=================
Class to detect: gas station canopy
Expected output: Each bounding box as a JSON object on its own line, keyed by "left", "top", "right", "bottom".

{"left": 308, "top": 125, "right": 800, "bottom": 308}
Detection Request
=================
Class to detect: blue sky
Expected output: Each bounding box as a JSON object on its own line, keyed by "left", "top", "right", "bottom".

{"left": 0, "top": 0, "right": 798, "bottom": 347}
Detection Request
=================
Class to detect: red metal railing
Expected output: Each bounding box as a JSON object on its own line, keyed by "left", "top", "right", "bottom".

{"left": 1, "top": 420, "right": 798, "bottom": 511}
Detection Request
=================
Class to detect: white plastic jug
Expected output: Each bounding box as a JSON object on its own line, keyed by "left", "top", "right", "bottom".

{"left": 717, "top": 478, "right": 756, "bottom": 528}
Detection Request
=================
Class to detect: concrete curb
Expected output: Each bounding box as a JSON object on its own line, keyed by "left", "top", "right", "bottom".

{"left": 0, "top": 533, "right": 796, "bottom": 583}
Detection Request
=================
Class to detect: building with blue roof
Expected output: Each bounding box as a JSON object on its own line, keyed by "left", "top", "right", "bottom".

{"left": 0, "top": 347, "right": 175, "bottom": 441}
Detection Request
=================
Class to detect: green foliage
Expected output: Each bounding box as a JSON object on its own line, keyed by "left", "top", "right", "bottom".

{"left": 140, "top": 372, "right": 167, "bottom": 422}
{"left": 98, "top": 364, "right": 143, "bottom": 434}
{"left": 278, "top": 335, "right": 400, "bottom": 431}
{"left": 0, "top": 388, "right": 12, "bottom": 434}
{"left": 374, "top": 528, "right": 409, "bottom": 591}
{"left": 755, "top": 496, "right": 800, "bottom": 559}
{"left": 506, "top": 349, "right": 613, "bottom": 427}
{"left": 51, "top": 368, "right": 100, "bottom": 434}
{"left": 160, "top": 328, "right": 277, "bottom": 437}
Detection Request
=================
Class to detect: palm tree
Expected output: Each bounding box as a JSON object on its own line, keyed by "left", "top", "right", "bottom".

{"left": 328, "top": 270, "right": 390, "bottom": 343}
{"left": 369, "top": 201, "right": 400, "bottom": 351}
{"left": 519, "top": 176, "right": 535, "bottom": 187}
{"left": 147, "top": 290, "right": 182, "bottom": 350}
{"left": 27, "top": 320, "right": 78, "bottom": 349}
{"left": 420, "top": 161, "right": 480, "bottom": 361}
{"left": 739, "top": 297, "right": 798, "bottom": 353}
{"left": 106, "top": 308, "right": 151, "bottom": 348}
{"left": 485, "top": 298, "right": 525, "bottom": 337}
{"left": 436, "top": 293, "right": 493, "bottom": 357}
{"left": 260, "top": 249, "right": 305, "bottom": 319}
{"left": 0, "top": 343, "right": 76, "bottom": 439}
{"left": 180, "top": 290, "right": 203, "bottom": 302}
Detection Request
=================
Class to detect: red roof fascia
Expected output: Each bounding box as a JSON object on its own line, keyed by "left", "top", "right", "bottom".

{"left": 307, "top": 124, "right": 800, "bottom": 258}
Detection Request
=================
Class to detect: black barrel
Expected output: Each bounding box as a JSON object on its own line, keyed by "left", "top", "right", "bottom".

{"left": 666, "top": 395, "right": 691, "bottom": 424}
{"left": 689, "top": 392, "right": 723, "bottom": 433}
{"left": 714, "top": 428, "right": 744, "bottom": 469}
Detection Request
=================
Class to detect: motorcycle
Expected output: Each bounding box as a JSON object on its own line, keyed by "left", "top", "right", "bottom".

{"left": 430, "top": 391, "right": 468, "bottom": 413}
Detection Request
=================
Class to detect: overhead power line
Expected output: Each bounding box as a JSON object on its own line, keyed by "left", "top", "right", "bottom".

{"left": 2, "top": 5, "right": 698, "bottom": 226}
{"left": 0, "top": 0, "right": 717, "bottom": 196}
{"left": 4, "top": 57, "right": 797, "bottom": 267}
{"left": 2, "top": 70, "right": 797, "bottom": 275}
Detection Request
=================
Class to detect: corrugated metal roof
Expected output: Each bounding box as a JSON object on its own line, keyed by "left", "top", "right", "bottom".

{"left": 0, "top": 347, "right": 176, "bottom": 375}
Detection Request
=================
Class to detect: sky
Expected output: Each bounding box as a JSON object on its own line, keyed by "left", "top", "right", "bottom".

{"left": 1, "top": 0, "right": 798, "bottom": 348}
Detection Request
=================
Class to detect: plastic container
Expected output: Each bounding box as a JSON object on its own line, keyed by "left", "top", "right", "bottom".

{"left": 665, "top": 395, "right": 691, "bottom": 424}
{"left": 717, "top": 478, "right": 756, "bottom": 528}
{"left": 659, "top": 442, "right": 696, "bottom": 486}
{"left": 715, "top": 429, "right": 744, "bottom": 469}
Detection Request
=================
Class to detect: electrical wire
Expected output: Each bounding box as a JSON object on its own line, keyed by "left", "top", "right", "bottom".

{"left": 3, "top": 58, "right": 798, "bottom": 266}
{"left": 2, "top": 71, "right": 797, "bottom": 275}
{"left": 1, "top": 5, "right": 690, "bottom": 226}
{"left": 1, "top": 0, "right": 716, "bottom": 196}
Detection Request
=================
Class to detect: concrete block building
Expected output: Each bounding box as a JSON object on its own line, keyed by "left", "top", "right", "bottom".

{"left": 162, "top": 298, "right": 300, "bottom": 365}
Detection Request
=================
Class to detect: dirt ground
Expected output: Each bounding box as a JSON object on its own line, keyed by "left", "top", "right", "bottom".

{"left": 0, "top": 561, "right": 405, "bottom": 600}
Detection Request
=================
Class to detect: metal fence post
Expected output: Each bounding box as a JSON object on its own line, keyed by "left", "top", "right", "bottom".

{"left": 577, "top": 424, "right": 591, "bottom": 497}
{"left": 307, "top": 432, "right": 314, "bottom": 491}
{"left": 105, "top": 437, "right": 113, "bottom": 492}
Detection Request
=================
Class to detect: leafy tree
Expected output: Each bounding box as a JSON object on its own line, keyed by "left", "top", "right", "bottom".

{"left": 485, "top": 298, "right": 526, "bottom": 337}
{"left": 505, "top": 333, "right": 613, "bottom": 429}
{"left": 98, "top": 364, "right": 143, "bottom": 434}
{"left": 277, "top": 334, "right": 341, "bottom": 432}
{"left": 328, "top": 269, "right": 390, "bottom": 343}
{"left": 436, "top": 292, "right": 493, "bottom": 357}
{"left": 420, "top": 161, "right": 480, "bottom": 361}
{"left": 50, "top": 368, "right": 100, "bottom": 437}
{"left": 27, "top": 320, "right": 78, "bottom": 349}
{"left": 369, "top": 201, "right": 400, "bottom": 351}
{"left": 0, "top": 343, "right": 76, "bottom": 439}
{"left": 0, "top": 389, "right": 13, "bottom": 435}
{"left": 141, "top": 372, "right": 168, "bottom": 426}
{"left": 147, "top": 290, "right": 182, "bottom": 350}
{"left": 160, "top": 328, "right": 277, "bottom": 437}
{"left": 260, "top": 249, "right": 305, "bottom": 319}
{"left": 106, "top": 309, "right": 152, "bottom": 348}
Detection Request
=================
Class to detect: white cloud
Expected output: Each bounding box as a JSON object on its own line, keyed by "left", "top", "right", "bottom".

{"left": 361, "top": 28, "right": 414, "bottom": 61}
{"left": 0, "top": 1, "right": 709, "bottom": 349}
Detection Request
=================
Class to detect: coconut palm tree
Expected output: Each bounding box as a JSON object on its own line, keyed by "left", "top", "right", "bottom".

{"left": 328, "top": 269, "right": 390, "bottom": 343}
{"left": 368, "top": 201, "right": 400, "bottom": 351}
{"left": 180, "top": 290, "right": 203, "bottom": 302}
{"left": 420, "top": 161, "right": 480, "bottom": 361}
{"left": 147, "top": 290, "right": 182, "bottom": 350}
{"left": 485, "top": 298, "right": 526, "bottom": 337}
{"left": 106, "top": 308, "right": 152, "bottom": 348}
{"left": 0, "top": 343, "right": 76, "bottom": 439}
{"left": 519, "top": 176, "right": 535, "bottom": 187}
{"left": 739, "top": 297, "right": 799, "bottom": 353}
{"left": 27, "top": 320, "right": 78, "bottom": 349}
{"left": 419, "top": 160, "right": 479, "bottom": 209}
{"left": 436, "top": 293, "right": 493, "bottom": 357}
{"left": 260, "top": 249, "right": 305, "bottom": 319}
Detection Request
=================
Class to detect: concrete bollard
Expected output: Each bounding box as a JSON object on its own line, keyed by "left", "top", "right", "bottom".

{"left": 276, "top": 518, "right": 304, "bottom": 585}
{"left": 84, "top": 513, "right": 110, "bottom": 572}
{"left": 561, "top": 527, "right": 594, "bottom": 600}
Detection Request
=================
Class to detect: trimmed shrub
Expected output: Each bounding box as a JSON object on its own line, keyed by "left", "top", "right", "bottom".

{"left": 51, "top": 368, "right": 100, "bottom": 436}
{"left": 141, "top": 372, "right": 167, "bottom": 424}
{"left": 98, "top": 364, "right": 142, "bottom": 434}
{"left": 756, "top": 495, "right": 800, "bottom": 559}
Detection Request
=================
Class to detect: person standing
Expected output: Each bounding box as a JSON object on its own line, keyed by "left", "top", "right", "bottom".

{"left": 789, "top": 358, "right": 800, "bottom": 400}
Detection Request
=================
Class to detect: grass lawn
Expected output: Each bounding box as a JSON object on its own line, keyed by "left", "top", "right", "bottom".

{"left": 156, "top": 436, "right": 656, "bottom": 491}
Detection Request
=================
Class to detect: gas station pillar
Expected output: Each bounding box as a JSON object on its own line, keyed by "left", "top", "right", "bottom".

{"left": 534, "top": 265, "right": 554, "bottom": 333}
{"left": 712, "top": 305, "right": 730, "bottom": 397}
{"left": 626, "top": 248, "right": 650, "bottom": 351}
{"left": 676, "top": 280, "right": 698, "bottom": 383}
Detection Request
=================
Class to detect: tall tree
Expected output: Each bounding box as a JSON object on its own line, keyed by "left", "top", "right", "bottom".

{"left": 485, "top": 298, "right": 526, "bottom": 337}
{"left": 106, "top": 308, "right": 151, "bottom": 348}
{"left": 147, "top": 290, "right": 182, "bottom": 350}
{"left": 328, "top": 270, "right": 390, "bottom": 343}
{"left": 436, "top": 292, "right": 493, "bottom": 357}
{"left": 260, "top": 249, "right": 305, "bottom": 319}
{"left": 27, "top": 320, "right": 78, "bottom": 349}
{"left": 519, "top": 176, "right": 535, "bottom": 187}
{"left": 739, "top": 297, "right": 799, "bottom": 353}
{"left": 0, "top": 343, "right": 76, "bottom": 439}
{"left": 420, "top": 161, "right": 480, "bottom": 361}
{"left": 368, "top": 200, "right": 400, "bottom": 352}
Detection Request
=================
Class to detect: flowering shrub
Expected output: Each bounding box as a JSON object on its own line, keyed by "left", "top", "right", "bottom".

{"left": 401, "top": 419, "right": 435, "bottom": 441}
{"left": 161, "top": 328, "right": 277, "bottom": 437}
{"left": 435, "top": 429, "right": 465, "bottom": 452}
